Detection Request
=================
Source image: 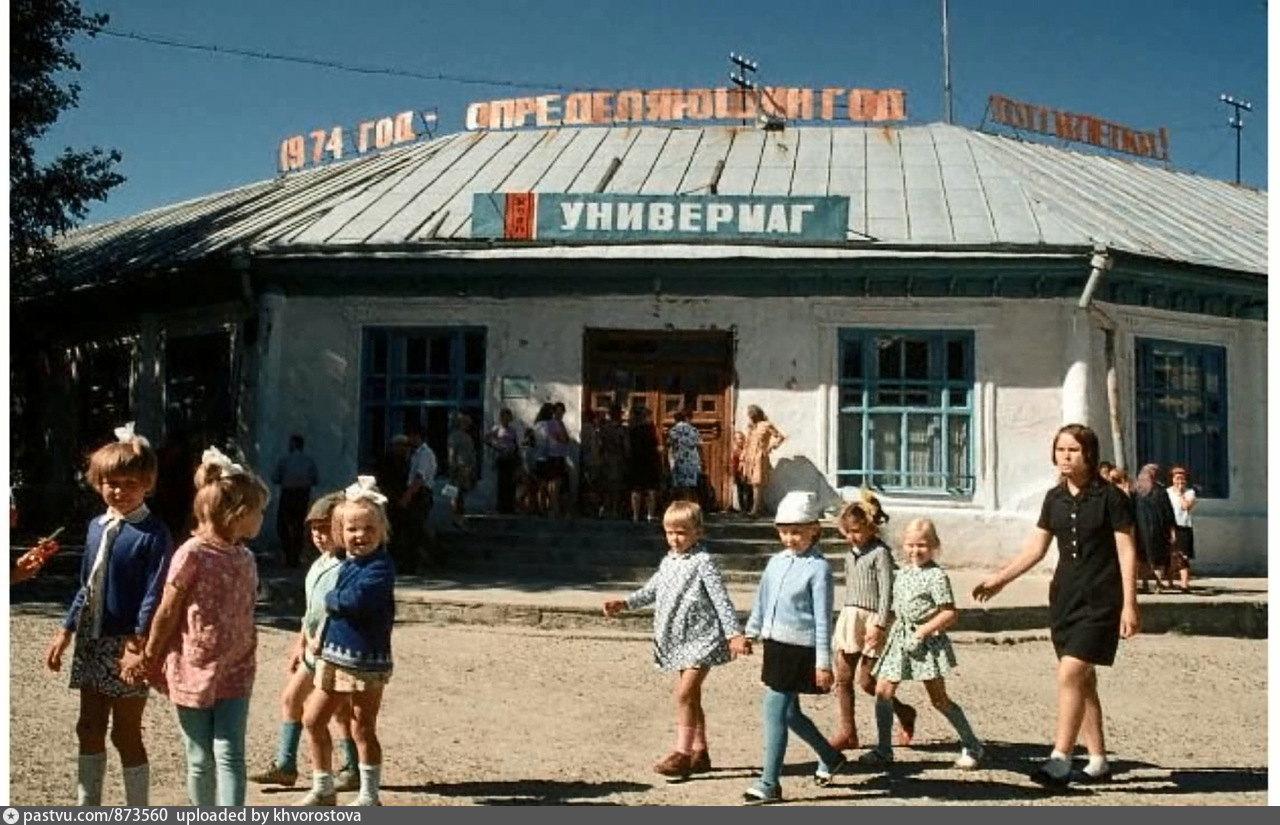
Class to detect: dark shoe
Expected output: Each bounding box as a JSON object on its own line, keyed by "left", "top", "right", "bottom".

{"left": 741, "top": 785, "right": 783, "bottom": 805}
{"left": 653, "top": 750, "right": 692, "bottom": 779}
{"left": 250, "top": 762, "right": 299, "bottom": 786}
{"left": 1030, "top": 764, "right": 1071, "bottom": 789}
{"left": 813, "top": 754, "right": 848, "bottom": 787}
{"left": 689, "top": 749, "right": 712, "bottom": 774}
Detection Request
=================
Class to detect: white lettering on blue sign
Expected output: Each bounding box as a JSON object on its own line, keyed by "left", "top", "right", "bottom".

{"left": 474, "top": 192, "right": 849, "bottom": 242}
{"left": 556, "top": 200, "right": 820, "bottom": 234}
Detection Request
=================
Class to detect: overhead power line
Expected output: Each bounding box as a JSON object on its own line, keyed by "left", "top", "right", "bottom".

{"left": 99, "top": 29, "right": 572, "bottom": 91}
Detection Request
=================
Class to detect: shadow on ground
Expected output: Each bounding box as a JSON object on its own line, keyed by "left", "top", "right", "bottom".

{"left": 381, "top": 779, "right": 651, "bottom": 805}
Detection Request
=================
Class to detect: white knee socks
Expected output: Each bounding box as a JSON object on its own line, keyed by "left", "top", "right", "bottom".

{"left": 122, "top": 763, "right": 150, "bottom": 806}
{"left": 77, "top": 752, "right": 107, "bottom": 805}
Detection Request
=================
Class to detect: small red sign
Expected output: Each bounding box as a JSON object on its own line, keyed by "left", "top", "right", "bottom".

{"left": 504, "top": 192, "right": 536, "bottom": 239}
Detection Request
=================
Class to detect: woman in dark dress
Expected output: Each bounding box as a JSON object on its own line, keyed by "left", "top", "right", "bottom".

{"left": 1131, "top": 463, "right": 1177, "bottom": 593}
{"left": 627, "top": 406, "right": 663, "bottom": 522}
{"left": 973, "top": 424, "right": 1139, "bottom": 788}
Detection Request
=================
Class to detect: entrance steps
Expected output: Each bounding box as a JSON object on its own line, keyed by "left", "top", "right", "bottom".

{"left": 436, "top": 513, "right": 790, "bottom": 585}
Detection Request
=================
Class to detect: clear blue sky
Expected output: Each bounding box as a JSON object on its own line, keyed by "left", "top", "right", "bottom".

{"left": 40, "top": 0, "right": 1269, "bottom": 225}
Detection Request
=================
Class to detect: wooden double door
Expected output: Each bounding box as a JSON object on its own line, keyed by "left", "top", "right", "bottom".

{"left": 583, "top": 329, "right": 734, "bottom": 510}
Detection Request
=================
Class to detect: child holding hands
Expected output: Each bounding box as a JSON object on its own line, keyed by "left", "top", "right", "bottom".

{"left": 46, "top": 423, "right": 173, "bottom": 806}
{"left": 826, "top": 490, "right": 916, "bottom": 752}
{"left": 140, "top": 447, "right": 268, "bottom": 806}
{"left": 297, "top": 477, "right": 396, "bottom": 806}
{"left": 252, "top": 492, "right": 360, "bottom": 791}
{"left": 859, "top": 518, "right": 984, "bottom": 769}
{"left": 603, "top": 501, "right": 748, "bottom": 780}
{"left": 741, "top": 491, "right": 847, "bottom": 805}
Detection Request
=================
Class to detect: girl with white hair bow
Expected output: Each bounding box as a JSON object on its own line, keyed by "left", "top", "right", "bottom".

{"left": 296, "top": 476, "right": 396, "bottom": 807}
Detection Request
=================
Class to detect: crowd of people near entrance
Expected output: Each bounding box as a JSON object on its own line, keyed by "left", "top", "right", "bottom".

{"left": 16, "top": 411, "right": 1203, "bottom": 806}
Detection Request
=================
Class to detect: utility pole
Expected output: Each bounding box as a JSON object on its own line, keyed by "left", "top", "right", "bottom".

{"left": 729, "top": 52, "right": 758, "bottom": 127}
{"left": 941, "top": 0, "right": 953, "bottom": 124}
{"left": 1219, "top": 93, "right": 1252, "bottom": 185}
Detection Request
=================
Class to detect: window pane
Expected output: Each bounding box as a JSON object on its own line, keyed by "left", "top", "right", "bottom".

{"left": 428, "top": 335, "right": 452, "bottom": 375}
{"left": 841, "top": 339, "right": 862, "bottom": 380}
{"left": 464, "top": 331, "right": 486, "bottom": 374}
{"left": 948, "top": 416, "right": 971, "bottom": 490}
{"left": 946, "top": 339, "right": 966, "bottom": 380}
{"left": 876, "top": 337, "right": 901, "bottom": 379}
{"left": 869, "top": 413, "right": 901, "bottom": 486}
{"left": 371, "top": 333, "right": 388, "bottom": 374}
{"left": 838, "top": 412, "right": 863, "bottom": 476}
{"left": 406, "top": 336, "right": 427, "bottom": 374}
{"left": 905, "top": 414, "right": 941, "bottom": 488}
{"left": 903, "top": 339, "right": 928, "bottom": 379}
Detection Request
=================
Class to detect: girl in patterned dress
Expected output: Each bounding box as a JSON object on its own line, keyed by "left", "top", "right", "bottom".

{"left": 861, "top": 518, "right": 984, "bottom": 770}
{"left": 603, "top": 501, "right": 748, "bottom": 780}
{"left": 46, "top": 423, "right": 173, "bottom": 806}
{"left": 251, "top": 492, "right": 360, "bottom": 792}
{"left": 139, "top": 447, "right": 268, "bottom": 806}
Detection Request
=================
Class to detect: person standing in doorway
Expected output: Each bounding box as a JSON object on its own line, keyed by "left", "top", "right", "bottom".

{"left": 666, "top": 410, "right": 703, "bottom": 504}
{"left": 272, "top": 435, "right": 318, "bottom": 568}
{"left": 446, "top": 412, "right": 478, "bottom": 530}
{"left": 397, "top": 421, "right": 438, "bottom": 575}
{"left": 741, "top": 406, "right": 786, "bottom": 519}
{"left": 627, "top": 406, "right": 664, "bottom": 522}
{"left": 485, "top": 409, "right": 521, "bottom": 515}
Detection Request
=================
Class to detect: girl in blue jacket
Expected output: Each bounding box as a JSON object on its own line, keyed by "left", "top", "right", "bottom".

{"left": 297, "top": 477, "right": 396, "bottom": 807}
{"left": 741, "top": 491, "right": 847, "bottom": 805}
{"left": 45, "top": 423, "right": 173, "bottom": 806}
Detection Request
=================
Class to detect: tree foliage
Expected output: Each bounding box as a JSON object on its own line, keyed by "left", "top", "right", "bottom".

{"left": 10, "top": 0, "right": 124, "bottom": 291}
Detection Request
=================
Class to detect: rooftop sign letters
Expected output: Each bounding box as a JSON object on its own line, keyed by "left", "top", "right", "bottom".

{"left": 472, "top": 193, "right": 850, "bottom": 243}
{"left": 278, "top": 110, "right": 437, "bottom": 172}
{"left": 466, "top": 87, "right": 906, "bottom": 131}
{"left": 988, "top": 94, "right": 1169, "bottom": 161}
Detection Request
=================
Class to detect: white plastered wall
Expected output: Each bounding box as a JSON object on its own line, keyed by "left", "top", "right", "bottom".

{"left": 252, "top": 290, "right": 1265, "bottom": 573}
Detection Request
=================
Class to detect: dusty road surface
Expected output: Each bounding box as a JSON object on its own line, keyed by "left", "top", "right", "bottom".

{"left": 8, "top": 605, "right": 1268, "bottom": 806}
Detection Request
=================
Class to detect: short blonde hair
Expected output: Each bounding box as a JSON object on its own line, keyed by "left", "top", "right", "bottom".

{"left": 192, "top": 459, "right": 269, "bottom": 536}
{"left": 331, "top": 497, "right": 392, "bottom": 548}
{"left": 85, "top": 439, "right": 158, "bottom": 491}
{"left": 663, "top": 500, "right": 703, "bottom": 531}
{"left": 900, "top": 517, "right": 942, "bottom": 554}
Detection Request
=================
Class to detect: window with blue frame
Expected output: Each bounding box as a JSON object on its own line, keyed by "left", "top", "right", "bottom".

{"left": 837, "top": 330, "right": 974, "bottom": 495}
{"left": 1134, "top": 338, "right": 1228, "bottom": 498}
{"left": 359, "top": 327, "right": 486, "bottom": 474}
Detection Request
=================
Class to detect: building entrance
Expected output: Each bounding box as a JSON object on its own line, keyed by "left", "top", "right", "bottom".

{"left": 583, "top": 329, "right": 735, "bottom": 510}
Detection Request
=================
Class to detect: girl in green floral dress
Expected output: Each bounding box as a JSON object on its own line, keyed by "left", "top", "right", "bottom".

{"left": 860, "top": 518, "right": 985, "bottom": 770}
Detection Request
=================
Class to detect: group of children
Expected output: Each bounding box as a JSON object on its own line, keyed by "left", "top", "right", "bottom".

{"left": 605, "top": 423, "right": 1137, "bottom": 803}
{"left": 603, "top": 487, "right": 982, "bottom": 805}
{"left": 49, "top": 424, "right": 397, "bottom": 807}
{"left": 49, "top": 420, "right": 1133, "bottom": 807}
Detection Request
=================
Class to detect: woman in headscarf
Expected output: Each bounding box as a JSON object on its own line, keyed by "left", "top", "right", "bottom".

{"left": 1131, "top": 463, "right": 1177, "bottom": 593}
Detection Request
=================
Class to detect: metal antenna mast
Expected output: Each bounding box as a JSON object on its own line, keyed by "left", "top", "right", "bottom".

{"left": 1219, "top": 93, "right": 1252, "bottom": 185}
{"left": 942, "top": 0, "right": 953, "bottom": 124}
{"left": 729, "top": 52, "right": 758, "bottom": 127}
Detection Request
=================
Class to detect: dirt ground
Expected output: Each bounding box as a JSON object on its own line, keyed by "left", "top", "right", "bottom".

{"left": 7, "top": 605, "right": 1268, "bottom": 806}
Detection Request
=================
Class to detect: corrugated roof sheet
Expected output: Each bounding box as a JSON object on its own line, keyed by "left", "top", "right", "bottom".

{"left": 56, "top": 123, "right": 1267, "bottom": 281}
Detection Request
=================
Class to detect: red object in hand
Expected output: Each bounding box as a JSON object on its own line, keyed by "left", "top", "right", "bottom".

{"left": 17, "top": 527, "right": 64, "bottom": 567}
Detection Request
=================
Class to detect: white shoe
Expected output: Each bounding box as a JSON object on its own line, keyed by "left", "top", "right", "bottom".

{"left": 954, "top": 747, "right": 984, "bottom": 770}
{"left": 346, "top": 795, "right": 382, "bottom": 806}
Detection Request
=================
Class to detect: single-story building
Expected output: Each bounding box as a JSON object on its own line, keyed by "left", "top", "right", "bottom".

{"left": 17, "top": 120, "right": 1266, "bottom": 572}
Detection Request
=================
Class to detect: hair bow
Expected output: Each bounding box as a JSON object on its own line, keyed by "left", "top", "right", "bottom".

{"left": 345, "top": 475, "right": 388, "bottom": 507}
{"left": 114, "top": 421, "right": 151, "bottom": 449}
{"left": 201, "top": 446, "right": 246, "bottom": 477}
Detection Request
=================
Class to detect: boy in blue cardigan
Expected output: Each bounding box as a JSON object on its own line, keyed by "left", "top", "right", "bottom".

{"left": 46, "top": 423, "right": 173, "bottom": 805}
{"left": 297, "top": 477, "right": 395, "bottom": 807}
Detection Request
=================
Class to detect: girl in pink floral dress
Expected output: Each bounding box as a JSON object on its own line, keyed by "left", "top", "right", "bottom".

{"left": 139, "top": 447, "right": 268, "bottom": 806}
